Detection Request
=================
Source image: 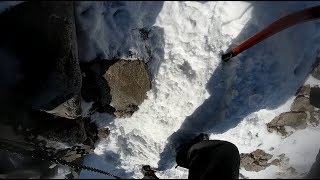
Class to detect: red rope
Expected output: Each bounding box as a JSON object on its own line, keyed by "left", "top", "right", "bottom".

{"left": 222, "top": 5, "right": 320, "bottom": 62}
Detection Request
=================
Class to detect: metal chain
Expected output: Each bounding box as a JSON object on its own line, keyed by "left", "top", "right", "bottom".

{"left": 0, "top": 139, "right": 121, "bottom": 179}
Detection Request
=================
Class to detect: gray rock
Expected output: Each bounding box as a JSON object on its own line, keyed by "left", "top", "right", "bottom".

{"left": 102, "top": 59, "right": 151, "bottom": 118}
{"left": 290, "top": 96, "right": 314, "bottom": 112}
{"left": 267, "top": 111, "right": 308, "bottom": 136}
{"left": 240, "top": 149, "right": 273, "bottom": 172}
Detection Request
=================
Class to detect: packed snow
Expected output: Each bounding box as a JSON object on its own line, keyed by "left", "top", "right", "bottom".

{"left": 74, "top": 1, "right": 320, "bottom": 179}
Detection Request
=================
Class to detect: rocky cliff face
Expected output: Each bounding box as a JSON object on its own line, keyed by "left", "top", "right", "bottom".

{"left": 0, "top": 1, "right": 152, "bottom": 178}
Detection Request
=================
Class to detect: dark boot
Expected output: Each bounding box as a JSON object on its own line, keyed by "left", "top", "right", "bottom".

{"left": 175, "top": 133, "right": 209, "bottom": 169}
{"left": 187, "top": 140, "right": 240, "bottom": 179}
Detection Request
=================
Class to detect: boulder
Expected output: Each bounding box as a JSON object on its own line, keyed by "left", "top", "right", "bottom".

{"left": 103, "top": 59, "right": 151, "bottom": 117}
{"left": 267, "top": 111, "right": 308, "bottom": 136}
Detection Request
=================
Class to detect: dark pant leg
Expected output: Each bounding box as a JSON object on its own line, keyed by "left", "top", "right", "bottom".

{"left": 187, "top": 140, "right": 240, "bottom": 179}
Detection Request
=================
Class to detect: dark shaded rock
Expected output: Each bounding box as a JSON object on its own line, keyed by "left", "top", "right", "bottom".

{"left": 310, "top": 87, "right": 320, "bottom": 109}
{"left": 98, "top": 128, "right": 110, "bottom": 139}
{"left": 0, "top": 1, "right": 82, "bottom": 118}
{"left": 291, "top": 96, "right": 314, "bottom": 112}
{"left": 0, "top": 122, "right": 80, "bottom": 179}
{"left": 103, "top": 59, "right": 151, "bottom": 118}
{"left": 267, "top": 111, "right": 308, "bottom": 136}
{"left": 80, "top": 59, "right": 118, "bottom": 113}
{"left": 2, "top": 109, "right": 99, "bottom": 163}
{"left": 0, "top": 150, "right": 61, "bottom": 179}
{"left": 295, "top": 85, "right": 311, "bottom": 97}
{"left": 240, "top": 149, "right": 273, "bottom": 172}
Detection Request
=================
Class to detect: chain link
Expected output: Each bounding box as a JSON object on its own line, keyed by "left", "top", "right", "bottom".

{"left": 0, "top": 139, "right": 121, "bottom": 179}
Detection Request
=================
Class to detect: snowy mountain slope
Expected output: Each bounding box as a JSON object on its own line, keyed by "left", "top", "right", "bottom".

{"left": 76, "top": 1, "right": 320, "bottom": 179}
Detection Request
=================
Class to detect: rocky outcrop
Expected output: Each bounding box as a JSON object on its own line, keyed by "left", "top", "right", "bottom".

{"left": 240, "top": 149, "right": 273, "bottom": 172}
{"left": 0, "top": 1, "right": 82, "bottom": 119}
{"left": 0, "top": 2, "right": 90, "bottom": 179}
{"left": 240, "top": 149, "right": 289, "bottom": 172}
{"left": 0, "top": 108, "right": 101, "bottom": 178}
{"left": 81, "top": 59, "right": 151, "bottom": 118}
{"left": 268, "top": 84, "right": 320, "bottom": 136}
{"left": 267, "top": 111, "right": 307, "bottom": 136}
{"left": 291, "top": 96, "right": 314, "bottom": 112}
{"left": 0, "top": 1, "right": 152, "bottom": 179}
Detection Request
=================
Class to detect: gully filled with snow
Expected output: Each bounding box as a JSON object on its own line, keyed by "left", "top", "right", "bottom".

{"left": 77, "top": 1, "right": 320, "bottom": 179}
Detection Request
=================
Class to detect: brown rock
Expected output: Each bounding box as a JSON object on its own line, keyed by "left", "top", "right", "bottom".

{"left": 103, "top": 60, "right": 151, "bottom": 118}
{"left": 267, "top": 111, "right": 308, "bottom": 136}
{"left": 240, "top": 149, "right": 273, "bottom": 172}
{"left": 290, "top": 96, "right": 314, "bottom": 112}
